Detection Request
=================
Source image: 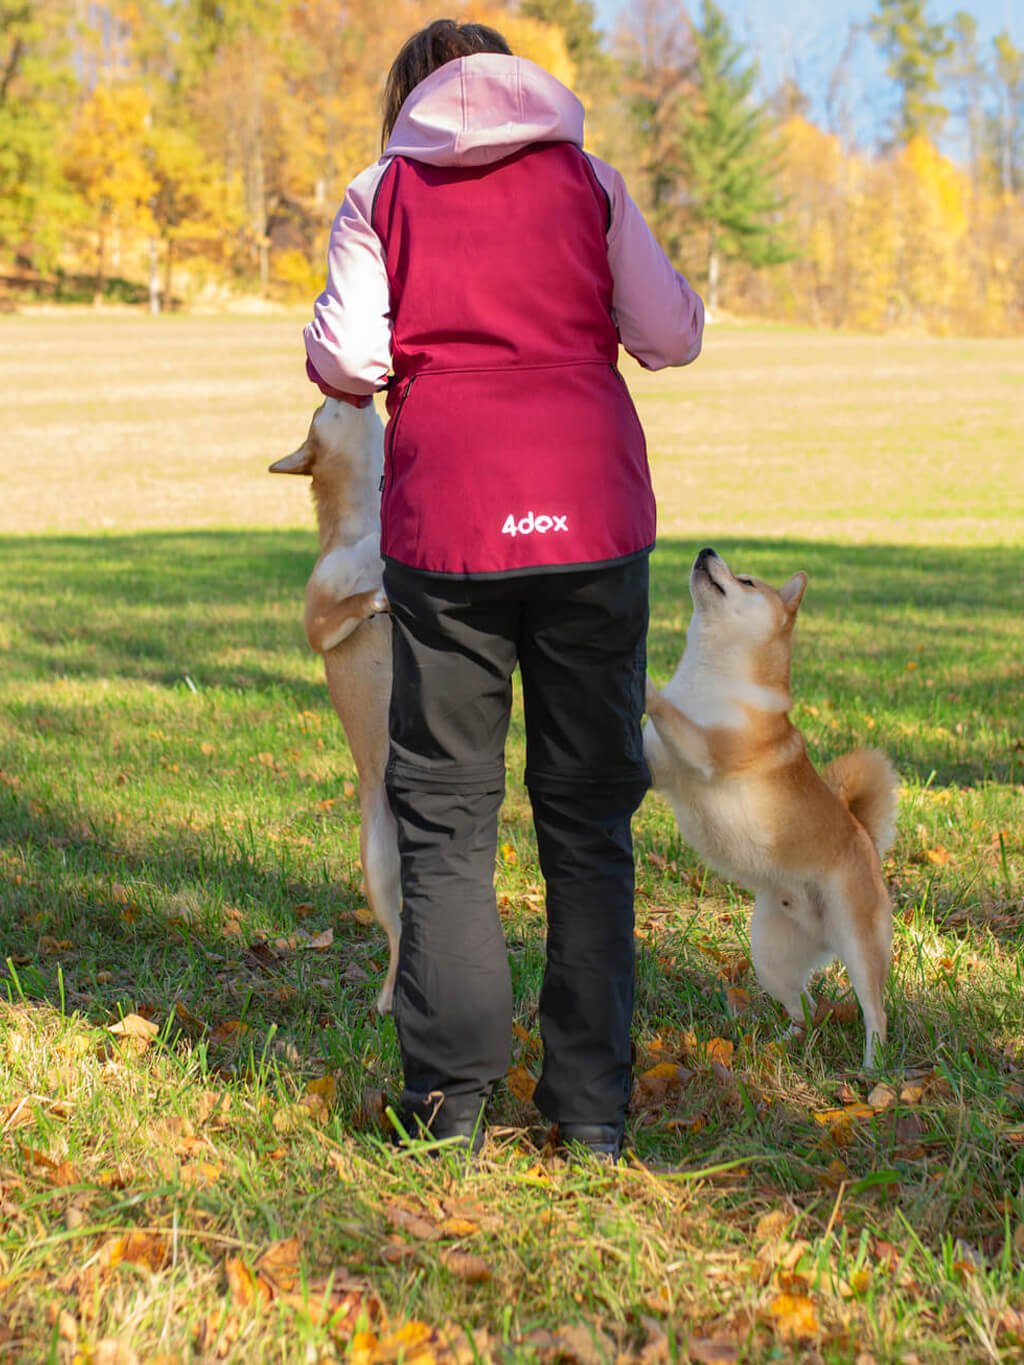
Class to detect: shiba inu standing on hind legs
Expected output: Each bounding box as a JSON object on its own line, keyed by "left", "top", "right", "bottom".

{"left": 644, "top": 548, "right": 899, "bottom": 1071}
{"left": 270, "top": 397, "right": 401, "bottom": 1015}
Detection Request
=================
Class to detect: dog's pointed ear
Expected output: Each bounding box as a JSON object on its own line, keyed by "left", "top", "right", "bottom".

{"left": 779, "top": 572, "right": 807, "bottom": 612}
{"left": 269, "top": 442, "right": 313, "bottom": 476}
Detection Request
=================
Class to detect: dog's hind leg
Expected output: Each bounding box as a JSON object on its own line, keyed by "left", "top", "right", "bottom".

{"left": 751, "top": 891, "right": 828, "bottom": 1037}
{"left": 360, "top": 780, "right": 402, "bottom": 1014}
{"left": 831, "top": 889, "right": 891, "bottom": 1072}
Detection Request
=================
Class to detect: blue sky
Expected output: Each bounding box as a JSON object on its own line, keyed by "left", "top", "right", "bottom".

{"left": 593, "top": 0, "right": 1023, "bottom": 150}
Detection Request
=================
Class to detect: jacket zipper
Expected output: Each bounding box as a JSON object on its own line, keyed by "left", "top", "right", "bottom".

{"left": 381, "top": 376, "right": 416, "bottom": 492}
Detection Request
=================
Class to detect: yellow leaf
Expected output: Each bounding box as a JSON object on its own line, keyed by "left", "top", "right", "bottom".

{"left": 353, "top": 907, "right": 375, "bottom": 927}
{"left": 866, "top": 1083, "right": 896, "bottom": 1110}
{"left": 812, "top": 1102, "right": 878, "bottom": 1125}
{"left": 768, "top": 1291, "right": 820, "bottom": 1340}
{"left": 438, "top": 1217, "right": 480, "bottom": 1238}
{"left": 755, "top": 1210, "right": 790, "bottom": 1243}
{"left": 304, "top": 1074, "right": 338, "bottom": 1106}
{"left": 108, "top": 1014, "right": 159, "bottom": 1040}
{"left": 925, "top": 845, "right": 952, "bottom": 866}
{"left": 500, "top": 843, "right": 517, "bottom": 865}
{"left": 374, "top": 1320, "right": 434, "bottom": 1362}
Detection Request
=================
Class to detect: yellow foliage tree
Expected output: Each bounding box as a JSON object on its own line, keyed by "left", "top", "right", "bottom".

{"left": 65, "top": 84, "right": 156, "bottom": 302}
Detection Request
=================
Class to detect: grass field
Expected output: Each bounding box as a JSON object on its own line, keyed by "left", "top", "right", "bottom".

{"left": 1, "top": 316, "right": 1023, "bottom": 1363}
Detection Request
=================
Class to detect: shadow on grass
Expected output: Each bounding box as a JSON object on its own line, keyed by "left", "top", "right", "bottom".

{"left": 0, "top": 780, "right": 382, "bottom": 1037}
{"left": 1, "top": 530, "right": 1021, "bottom": 786}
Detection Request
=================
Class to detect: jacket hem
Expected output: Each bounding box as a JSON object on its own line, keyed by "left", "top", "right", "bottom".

{"left": 382, "top": 545, "right": 654, "bottom": 582}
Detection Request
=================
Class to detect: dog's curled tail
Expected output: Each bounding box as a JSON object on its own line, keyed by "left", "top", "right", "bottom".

{"left": 824, "top": 748, "right": 899, "bottom": 858}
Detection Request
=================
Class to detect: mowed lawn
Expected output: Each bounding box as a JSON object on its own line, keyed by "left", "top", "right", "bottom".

{"left": 1, "top": 315, "right": 1023, "bottom": 1363}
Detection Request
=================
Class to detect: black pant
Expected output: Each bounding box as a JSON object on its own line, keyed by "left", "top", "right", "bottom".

{"left": 383, "top": 556, "right": 649, "bottom": 1133}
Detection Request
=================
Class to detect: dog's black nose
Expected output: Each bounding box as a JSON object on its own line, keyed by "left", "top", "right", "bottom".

{"left": 696, "top": 546, "right": 717, "bottom": 563}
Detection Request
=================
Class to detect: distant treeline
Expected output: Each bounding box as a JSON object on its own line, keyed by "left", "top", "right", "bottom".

{"left": 1, "top": 0, "right": 1021, "bottom": 333}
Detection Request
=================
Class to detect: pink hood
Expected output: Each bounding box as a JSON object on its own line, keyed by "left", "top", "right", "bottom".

{"left": 384, "top": 54, "right": 585, "bottom": 168}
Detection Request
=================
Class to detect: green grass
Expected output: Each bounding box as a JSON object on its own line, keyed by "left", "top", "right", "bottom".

{"left": 1, "top": 319, "right": 1023, "bottom": 1362}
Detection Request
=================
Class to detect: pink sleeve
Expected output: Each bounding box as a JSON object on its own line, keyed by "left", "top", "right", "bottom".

{"left": 586, "top": 155, "right": 704, "bottom": 370}
{"left": 303, "top": 161, "right": 393, "bottom": 395}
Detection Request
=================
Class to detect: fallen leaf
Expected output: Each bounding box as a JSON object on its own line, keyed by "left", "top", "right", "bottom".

{"left": 108, "top": 1014, "right": 159, "bottom": 1041}
{"left": 438, "top": 1217, "right": 480, "bottom": 1238}
{"left": 767, "top": 1291, "right": 820, "bottom": 1340}
{"left": 705, "top": 1037, "right": 734, "bottom": 1069}
{"left": 174, "top": 1001, "right": 205, "bottom": 1032}
{"left": 256, "top": 1237, "right": 302, "bottom": 1292}
{"left": 386, "top": 1202, "right": 441, "bottom": 1242}
{"left": 210, "top": 1020, "right": 251, "bottom": 1045}
{"left": 101, "top": 1232, "right": 169, "bottom": 1273}
{"left": 500, "top": 843, "right": 517, "bottom": 865}
{"left": 726, "top": 986, "right": 750, "bottom": 1015}
{"left": 866, "top": 1083, "right": 896, "bottom": 1111}
{"left": 755, "top": 1210, "right": 790, "bottom": 1243}
{"left": 812, "top": 1103, "right": 878, "bottom": 1125}
{"left": 507, "top": 1065, "right": 537, "bottom": 1104}
{"left": 925, "top": 846, "right": 952, "bottom": 866}
{"left": 353, "top": 908, "right": 376, "bottom": 927}
{"left": 687, "top": 1338, "right": 740, "bottom": 1363}
{"left": 225, "top": 1256, "right": 269, "bottom": 1311}
{"left": 439, "top": 1249, "right": 491, "bottom": 1282}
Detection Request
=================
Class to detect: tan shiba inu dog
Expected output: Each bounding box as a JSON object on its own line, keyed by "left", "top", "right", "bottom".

{"left": 644, "top": 548, "right": 898, "bottom": 1069}
{"left": 270, "top": 399, "right": 401, "bottom": 1013}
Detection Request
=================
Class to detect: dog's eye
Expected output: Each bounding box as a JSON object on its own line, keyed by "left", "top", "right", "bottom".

{"left": 737, "top": 577, "right": 754, "bottom": 587}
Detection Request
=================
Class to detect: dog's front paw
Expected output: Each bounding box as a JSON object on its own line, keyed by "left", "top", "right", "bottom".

{"left": 370, "top": 590, "right": 389, "bottom": 616}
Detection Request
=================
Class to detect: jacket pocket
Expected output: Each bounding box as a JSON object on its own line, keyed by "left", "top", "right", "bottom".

{"left": 385, "top": 376, "right": 417, "bottom": 479}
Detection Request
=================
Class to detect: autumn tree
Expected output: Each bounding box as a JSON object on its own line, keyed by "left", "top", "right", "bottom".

{"left": 869, "top": 0, "right": 952, "bottom": 144}
{"left": 677, "top": 0, "right": 790, "bottom": 312}
{"left": 64, "top": 84, "right": 156, "bottom": 302}
{"left": 991, "top": 30, "right": 1023, "bottom": 194}
{"left": 0, "top": 0, "right": 76, "bottom": 268}
{"left": 614, "top": 0, "right": 693, "bottom": 254}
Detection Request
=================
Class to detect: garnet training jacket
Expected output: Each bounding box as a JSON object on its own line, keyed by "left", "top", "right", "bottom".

{"left": 304, "top": 53, "right": 704, "bottom": 578}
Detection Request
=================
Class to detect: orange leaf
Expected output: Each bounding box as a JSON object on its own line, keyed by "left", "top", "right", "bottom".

{"left": 507, "top": 1064, "right": 537, "bottom": 1104}
{"left": 705, "top": 1037, "right": 734, "bottom": 1069}
{"left": 353, "top": 907, "right": 376, "bottom": 927}
{"left": 768, "top": 1291, "right": 820, "bottom": 1340}
{"left": 225, "top": 1256, "right": 268, "bottom": 1311}
{"left": 102, "top": 1232, "right": 169, "bottom": 1273}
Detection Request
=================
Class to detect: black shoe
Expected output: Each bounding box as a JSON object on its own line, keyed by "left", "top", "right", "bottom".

{"left": 558, "top": 1122, "right": 624, "bottom": 1161}
{"left": 389, "top": 1092, "right": 487, "bottom": 1156}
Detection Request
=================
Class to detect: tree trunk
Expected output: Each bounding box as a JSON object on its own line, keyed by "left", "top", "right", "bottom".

{"left": 164, "top": 238, "right": 174, "bottom": 310}
{"left": 93, "top": 220, "right": 106, "bottom": 307}
{"left": 148, "top": 237, "right": 161, "bottom": 315}
{"left": 707, "top": 223, "right": 719, "bottom": 314}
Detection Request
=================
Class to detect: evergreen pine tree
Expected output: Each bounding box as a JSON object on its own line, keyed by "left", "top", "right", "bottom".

{"left": 677, "top": 0, "right": 790, "bottom": 313}
{"left": 868, "top": 0, "right": 952, "bottom": 144}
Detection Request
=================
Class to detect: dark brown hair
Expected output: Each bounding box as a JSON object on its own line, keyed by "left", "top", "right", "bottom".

{"left": 382, "top": 18, "right": 513, "bottom": 148}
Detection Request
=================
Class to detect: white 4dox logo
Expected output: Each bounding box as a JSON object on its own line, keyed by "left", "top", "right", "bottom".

{"left": 501, "top": 511, "right": 569, "bottom": 538}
